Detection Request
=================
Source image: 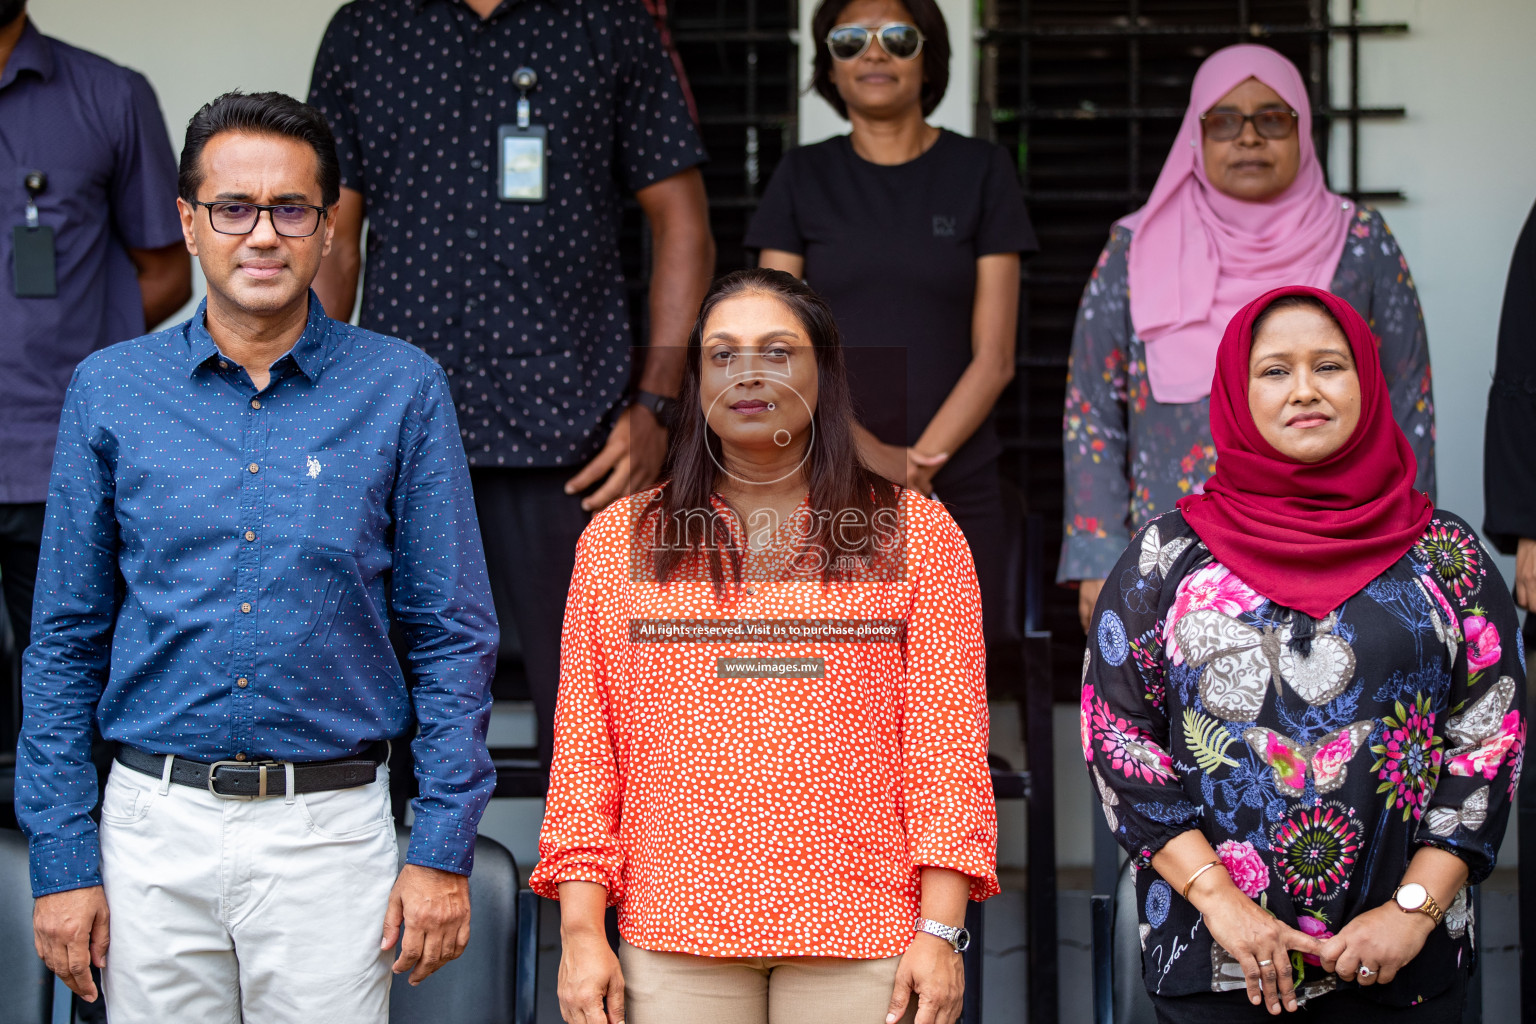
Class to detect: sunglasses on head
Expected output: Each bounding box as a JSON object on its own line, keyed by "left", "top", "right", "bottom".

{"left": 1199, "top": 108, "right": 1299, "bottom": 142}
{"left": 825, "top": 22, "right": 926, "bottom": 62}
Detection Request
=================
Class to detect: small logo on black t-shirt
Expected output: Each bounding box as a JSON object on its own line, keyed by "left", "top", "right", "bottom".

{"left": 932, "top": 216, "right": 956, "bottom": 237}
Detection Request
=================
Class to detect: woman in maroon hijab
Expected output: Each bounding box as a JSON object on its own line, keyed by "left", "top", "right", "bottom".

{"left": 1082, "top": 286, "right": 1522, "bottom": 1021}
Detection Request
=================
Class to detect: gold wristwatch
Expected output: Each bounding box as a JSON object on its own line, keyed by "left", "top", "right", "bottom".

{"left": 1392, "top": 882, "right": 1445, "bottom": 925}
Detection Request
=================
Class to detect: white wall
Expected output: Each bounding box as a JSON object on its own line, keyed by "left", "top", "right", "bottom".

{"left": 797, "top": 0, "right": 975, "bottom": 144}
{"left": 1333, "top": 0, "right": 1534, "bottom": 868}
{"left": 1334, "top": 0, "right": 1536, "bottom": 574}
{"left": 29, "top": 0, "right": 352, "bottom": 325}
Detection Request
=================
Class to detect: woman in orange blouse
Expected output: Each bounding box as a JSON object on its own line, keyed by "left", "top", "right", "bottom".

{"left": 531, "top": 268, "right": 997, "bottom": 1024}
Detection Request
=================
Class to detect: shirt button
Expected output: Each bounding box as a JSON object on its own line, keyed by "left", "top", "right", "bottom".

{"left": 468, "top": 161, "right": 482, "bottom": 171}
{"left": 235, "top": 753, "right": 246, "bottom": 762}
{"left": 465, "top": 227, "right": 479, "bottom": 238}
{"left": 248, "top": 463, "right": 259, "bottom": 474}
{"left": 244, "top": 530, "right": 256, "bottom": 542}
{"left": 745, "top": 586, "right": 757, "bottom": 596}
{"left": 251, "top": 399, "right": 262, "bottom": 410}
{"left": 240, "top": 602, "right": 252, "bottom": 613}
{"left": 237, "top": 677, "right": 249, "bottom": 688}
{"left": 219, "top": 360, "right": 229, "bottom": 369}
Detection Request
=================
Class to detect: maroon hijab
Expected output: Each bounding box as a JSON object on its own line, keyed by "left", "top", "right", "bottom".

{"left": 1176, "top": 285, "right": 1433, "bottom": 617}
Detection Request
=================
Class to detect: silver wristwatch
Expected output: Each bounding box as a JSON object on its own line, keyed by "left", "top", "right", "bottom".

{"left": 915, "top": 917, "right": 971, "bottom": 953}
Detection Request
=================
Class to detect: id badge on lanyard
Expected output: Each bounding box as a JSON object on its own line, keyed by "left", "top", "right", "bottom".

{"left": 498, "top": 67, "right": 546, "bottom": 203}
{"left": 13, "top": 170, "right": 56, "bottom": 297}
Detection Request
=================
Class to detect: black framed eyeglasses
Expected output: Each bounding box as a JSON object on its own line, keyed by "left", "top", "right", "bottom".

{"left": 193, "top": 201, "right": 327, "bottom": 237}
{"left": 1199, "top": 108, "right": 1299, "bottom": 142}
{"left": 825, "top": 22, "right": 925, "bottom": 62}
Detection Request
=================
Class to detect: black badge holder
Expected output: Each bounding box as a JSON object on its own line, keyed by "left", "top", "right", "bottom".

{"left": 13, "top": 170, "right": 57, "bottom": 297}
{"left": 498, "top": 67, "right": 546, "bottom": 203}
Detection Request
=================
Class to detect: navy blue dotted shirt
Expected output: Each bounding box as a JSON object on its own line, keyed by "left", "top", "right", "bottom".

{"left": 308, "top": 0, "right": 708, "bottom": 468}
{"left": 0, "top": 19, "right": 184, "bottom": 503}
{"left": 17, "top": 296, "right": 499, "bottom": 896}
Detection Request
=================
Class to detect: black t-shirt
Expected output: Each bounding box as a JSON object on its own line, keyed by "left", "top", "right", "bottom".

{"left": 744, "top": 130, "right": 1036, "bottom": 483}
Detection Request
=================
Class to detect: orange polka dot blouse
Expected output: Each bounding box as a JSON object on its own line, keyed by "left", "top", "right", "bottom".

{"left": 530, "top": 488, "right": 999, "bottom": 959}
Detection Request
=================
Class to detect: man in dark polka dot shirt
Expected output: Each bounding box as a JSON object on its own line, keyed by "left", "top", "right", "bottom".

{"left": 308, "top": 0, "right": 713, "bottom": 774}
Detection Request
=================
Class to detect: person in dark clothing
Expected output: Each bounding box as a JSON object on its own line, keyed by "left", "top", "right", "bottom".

{"left": 1483, "top": 200, "right": 1536, "bottom": 608}
{"left": 0, "top": 0, "right": 190, "bottom": 758}
{"left": 746, "top": 0, "right": 1035, "bottom": 642}
{"left": 307, "top": 0, "right": 716, "bottom": 775}
{"left": 1058, "top": 45, "right": 1435, "bottom": 635}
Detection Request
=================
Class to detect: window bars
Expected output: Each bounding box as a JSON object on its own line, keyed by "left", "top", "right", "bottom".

{"left": 977, "top": 0, "right": 1406, "bottom": 672}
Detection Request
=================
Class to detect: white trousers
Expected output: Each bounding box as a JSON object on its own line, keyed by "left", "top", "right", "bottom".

{"left": 98, "top": 759, "right": 398, "bottom": 1024}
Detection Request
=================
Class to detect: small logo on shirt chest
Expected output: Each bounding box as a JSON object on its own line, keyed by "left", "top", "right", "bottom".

{"left": 932, "top": 216, "right": 957, "bottom": 237}
{"left": 306, "top": 455, "right": 323, "bottom": 479}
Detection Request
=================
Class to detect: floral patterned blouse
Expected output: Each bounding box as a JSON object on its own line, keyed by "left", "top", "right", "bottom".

{"left": 1059, "top": 207, "right": 1437, "bottom": 582}
{"left": 1083, "top": 510, "right": 1523, "bottom": 1006}
{"left": 530, "top": 487, "right": 998, "bottom": 958}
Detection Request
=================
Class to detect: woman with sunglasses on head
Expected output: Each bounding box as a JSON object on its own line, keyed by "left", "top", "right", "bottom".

{"left": 1060, "top": 45, "right": 1435, "bottom": 634}
{"left": 1084, "top": 285, "right": 1521, "bottom": 1022}
{"left": 746, "top": 0, "right": 1035, "bottom": 644}
{"left": 533, "top": 269, "right": 996, "bottom": 1024}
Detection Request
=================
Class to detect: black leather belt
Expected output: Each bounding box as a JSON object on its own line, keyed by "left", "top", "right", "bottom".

{"left": 117, "top": 743, "right": 388, "bottom": 799}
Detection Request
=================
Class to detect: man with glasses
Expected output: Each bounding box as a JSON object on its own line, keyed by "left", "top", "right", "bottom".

{"left": 308, "top": 0, "right": 714, "bottom": 778}
{"left": 19, "top": 91, "right": 497, "bottom": 1024}
{"left": 0, "top": 0, "right": 189, "bottom": 775}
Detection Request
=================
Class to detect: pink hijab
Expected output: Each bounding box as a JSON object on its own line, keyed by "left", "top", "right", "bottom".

{"left": 1120, "top": 45, "right": 1353, "bottom": 404}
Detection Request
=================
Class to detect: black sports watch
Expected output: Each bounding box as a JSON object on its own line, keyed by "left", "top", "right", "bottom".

{"left": 630, "top": 389, "right": 676, "bottom": 430}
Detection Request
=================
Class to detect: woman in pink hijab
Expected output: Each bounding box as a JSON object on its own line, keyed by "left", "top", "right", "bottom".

{"left": 1058, "top": 45, "right": 1435, "bottom": 631}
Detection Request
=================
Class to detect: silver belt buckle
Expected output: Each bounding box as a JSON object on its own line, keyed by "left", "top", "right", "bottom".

{"left": 206, "top": 759, "right": 279, "bottom": 800}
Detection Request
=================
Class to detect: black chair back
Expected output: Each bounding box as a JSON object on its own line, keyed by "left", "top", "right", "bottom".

{"left": 0, "top": 829, "right": 57, "bottom": 1023}
{"left": 1113, "top": 860, "right": 1156, "bottom": 1023}
{"left": 1094, "top": 858, "right": 1157, "bottom": 1024}
{"left": 390, "top": 827, "right": 519, "bottom": 1024}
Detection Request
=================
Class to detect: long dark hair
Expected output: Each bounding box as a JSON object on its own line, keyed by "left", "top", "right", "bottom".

{"left": 636, "top": 268, "right": 899, "bottom": 595}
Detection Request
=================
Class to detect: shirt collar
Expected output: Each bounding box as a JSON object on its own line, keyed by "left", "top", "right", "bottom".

{"left": 185, "top": 291, "right": 335, "bottom": 383}
{"left": 0, "top": 20, "right": 55, "bottom": 91}
{"left": 411, "top": 0, "right": 524, "bottom": 18}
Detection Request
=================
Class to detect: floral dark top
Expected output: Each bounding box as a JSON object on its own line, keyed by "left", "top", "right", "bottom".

{"left": 1082, "top": 510, "right": 1524, "bottom": 1006}
{"left": 1059, "top": 207, "right": 1437, "bottom": 582}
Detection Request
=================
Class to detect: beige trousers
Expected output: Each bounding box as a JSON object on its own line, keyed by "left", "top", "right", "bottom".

{"left": 620, "top": 940, "right": 920, "bottom": 1024}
